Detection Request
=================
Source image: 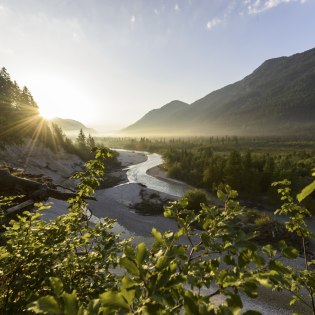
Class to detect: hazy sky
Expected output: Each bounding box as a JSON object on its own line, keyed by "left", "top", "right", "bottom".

{"left": 0, "top": 0, "right": 314, "bottom": 132}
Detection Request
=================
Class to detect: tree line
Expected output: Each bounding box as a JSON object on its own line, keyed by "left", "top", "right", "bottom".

{"left": 0, "top": 67, "right": 53, "bottom": 147}
{"left": 164, "top": 146, "right": 315, "bottom": 209}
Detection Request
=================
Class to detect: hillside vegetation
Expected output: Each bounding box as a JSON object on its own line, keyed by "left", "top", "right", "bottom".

{"left": 0, "top": 67, "right": 100, "bottom": 161}
{"left": 0, "top": 67, "right": 53, "bottom": 147}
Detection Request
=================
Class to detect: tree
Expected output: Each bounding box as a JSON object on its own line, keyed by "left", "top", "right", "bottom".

{"left": 223, "top": 150, "right": 242, "bottom": 190}
{"left": 0, "top": 67, "right": 13, "bottom": 118}
{"left": 76, "top": 128, "right": 87, "bottom": 151}
{"left": 182, "top": 188, "right": 207, "bottom": 212}
{"left": 86, "top": 133, "right": 96, "bottom": 149}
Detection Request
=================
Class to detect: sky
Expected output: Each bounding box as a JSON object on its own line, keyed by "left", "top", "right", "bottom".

{"left": 0, "top": 0, "right": 314, "bottom": 132}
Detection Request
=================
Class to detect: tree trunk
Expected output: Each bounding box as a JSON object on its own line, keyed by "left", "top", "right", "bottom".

{"left": 0, "top": 169, "right": 96, "bottom": 201}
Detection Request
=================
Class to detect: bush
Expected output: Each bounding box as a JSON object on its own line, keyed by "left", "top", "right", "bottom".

{"left": 182, "top": 188, "right": 207, "bottom": 212}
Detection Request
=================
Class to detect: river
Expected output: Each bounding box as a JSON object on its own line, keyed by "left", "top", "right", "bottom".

{"left": 111, "top": 149, "right": 311, "bottom": 314}
{"left": 126, "top": 152, "right": 192, "bottom": 197}
{"left": 123, "top": 150, "right": 315, "bottom": 236}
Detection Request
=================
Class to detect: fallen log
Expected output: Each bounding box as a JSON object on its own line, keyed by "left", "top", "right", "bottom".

{"left": 6, "top": 199, "right": 34, "bottom": 215}
{"left": 0, "top": 169, "right": 96, "bottom": 201}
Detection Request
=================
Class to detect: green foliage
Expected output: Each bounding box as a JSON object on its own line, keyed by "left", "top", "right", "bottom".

{"left": 272, "top": 179, "right": 315, "bottom": 313}
{"left": 182, "top": 189, "right": 207, "bottom": 212}
{"left": 297, "top": 168, "right": 315, "bottom": 202}
{"left": 253, "top": 212, "right": 272, "bottom": 226}
{"left": 0, "top": 149, "right": 314, "bottom": 314}
{"left": 73, "top": 129, "right": 99, "bottom": 161}
{"left": 163, "top": 144, "right": 315, "bottom": 208}
{"left": 0, "top": 148, "right": 124, "bottom": 313}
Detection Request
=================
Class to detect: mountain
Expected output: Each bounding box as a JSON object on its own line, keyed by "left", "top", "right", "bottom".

{"left": 49, "top": 118, "right": 96, "bottom": 135}
{"left": 124, "top": 100, "right": 189, "bottom": 133}
{"left": 123, "top": 47, "right": 315, "bottom": 136}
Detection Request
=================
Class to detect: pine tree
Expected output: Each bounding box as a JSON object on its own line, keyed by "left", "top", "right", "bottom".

{"left": 76, "top": 129, "right": 87, "bottom": 151}
{"left": 86, "top": 134, "right": 96, "bottom": 149}
{"left": 0, "top": 67, "right": 13, "bottom": 117}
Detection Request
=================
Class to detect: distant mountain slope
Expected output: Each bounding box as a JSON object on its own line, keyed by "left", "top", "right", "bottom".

{"left": 123, "top": 47, "right": 315, "bottom": 136}
{"left": 124, "top": 100, "right": 189, "bottom": 133}
{"left": 49, "top": 118, "right": 96, "bottom": 135}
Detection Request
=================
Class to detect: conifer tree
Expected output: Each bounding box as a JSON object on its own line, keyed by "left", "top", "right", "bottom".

{"left": 76, "top": 128, "right": 87, "bottom": 151}
{"left": 86, "top": 133, "right": 96, "bottom": 149}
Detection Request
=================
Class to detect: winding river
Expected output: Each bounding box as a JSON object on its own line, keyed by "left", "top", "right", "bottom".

{"left": 126, "top": 152, "right": 192, "bottom": 197}
{"left": 113, "top": 150, "right": 311, "bottom": 314}
{"left": 122, "top": 149, "right": 315, "bottom": 236}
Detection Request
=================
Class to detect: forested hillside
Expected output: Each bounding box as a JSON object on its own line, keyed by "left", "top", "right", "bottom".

{"left": 0, "top": 67, "right": 53, "bottom": 147}
{"left": 0, "top": 67, "right": 100, "bottom": 161}
{"left": 124, "top": 47, "right": 315, "bottom": 136}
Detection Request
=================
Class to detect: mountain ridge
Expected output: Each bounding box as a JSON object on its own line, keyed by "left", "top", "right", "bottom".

{"left": 123, "top": 47, "right": 315, "bottom": 136}
{"left": 49, "top": 117, "right": 96, "bottom": 135}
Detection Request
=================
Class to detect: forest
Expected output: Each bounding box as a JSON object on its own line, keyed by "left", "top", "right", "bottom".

{"left": 97, "top": 136, "right": 315, "bottom": 211}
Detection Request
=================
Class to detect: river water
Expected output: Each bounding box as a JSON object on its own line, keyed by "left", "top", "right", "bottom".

{"left": 126, "top": 152, "right": 191, "bottom": 197}
{"left": 42, "top": 149, "right": 313, "bottom": 315}
{"left": 115, "top": 150, "right": 311, "bottom": 314}
{"left": 123, "top": 150, "right": 315, "bottom": 236}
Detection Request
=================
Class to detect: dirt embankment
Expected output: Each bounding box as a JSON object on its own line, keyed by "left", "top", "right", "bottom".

{"left": 0, "top": 141, "right": 83, "bottom": 188}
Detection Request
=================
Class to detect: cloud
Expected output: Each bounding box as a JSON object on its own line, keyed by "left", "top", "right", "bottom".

{"left": 154, "top": 8, "right": 159, "bottom": 15}
{"left": 206, "top": 18, "right": 222, "bottom": 30}
{"left": 130, "top": 15, "right": 136, "bottom": 23}
{"left": 174, "top": 3, "right": 180, "bottom": 11}
{"left": 244, "top": 0, "right": 307, "bottom": 15}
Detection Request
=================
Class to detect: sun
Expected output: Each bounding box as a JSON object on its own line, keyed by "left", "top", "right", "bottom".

{"left": 28, "top": 74, "right": 91, "bottom": 122}
{"left": 39, "top": 107, "right": 56, "bottom": 120}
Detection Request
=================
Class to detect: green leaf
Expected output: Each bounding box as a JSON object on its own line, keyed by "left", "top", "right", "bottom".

{"left": 0, "top": 249, "right": 9, "bottom": 260}
{"left": 62, "top": 291, "right": 79, "bottom": 315}
{"left": 152, "top": 227, "right": 164, "bottom": 243}
{"left": 87, "top": 299, "right": 101, "bottom": 315}
{"left": 184, "top": 291, "right": 200, "bottom": 315}
{"left": 29, "top": 296, "right": 60, "bottom": 314}
{"left": 155, "top": 255, "right": 168, "bottom": 270}
{"left": 223, "top": 255, "right": 236, "bottom": 266}
{"left": 99, "top": 292, "right": 129, "bottom": 310}
{"left": 217, "top": 190, "right": 226, "bottom": 201}
{"left": 283, "top": 247, "right": 299, "bottom": 259}
{"left": 136, "top": 242, "right": 147, "bottom": 266}
{"left": 226, "top": 294, "right": 243, "bottom": 315}
{"left": 269, "top": 260, "right": 291, "bottom": 274}
{"left": 262, "top": 244, "right": 277, "bottom": 258}
{"left": 49, "top": 277, "right": 63, "bottom": 296}
{"left": 241, "top": 282, "right": 258, "bottom": 298}
{"left": 120, "top": 276, "right": 136, "bottom": 305}
{"left": 141, "top": 303, "right": 163, "bottom": 315}
{"left": 297, "top": 180, "right": 315, "bottom": 202}
{"left": 82, "top": 232, "right": 91, "bottom": 240}
{"left": 120, "top": 256, "right": 139, "bottom": 276}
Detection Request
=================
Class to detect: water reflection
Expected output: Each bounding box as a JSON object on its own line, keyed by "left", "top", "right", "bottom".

{"left": 126, "top": 153, "right": 190, "bottom": 197}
